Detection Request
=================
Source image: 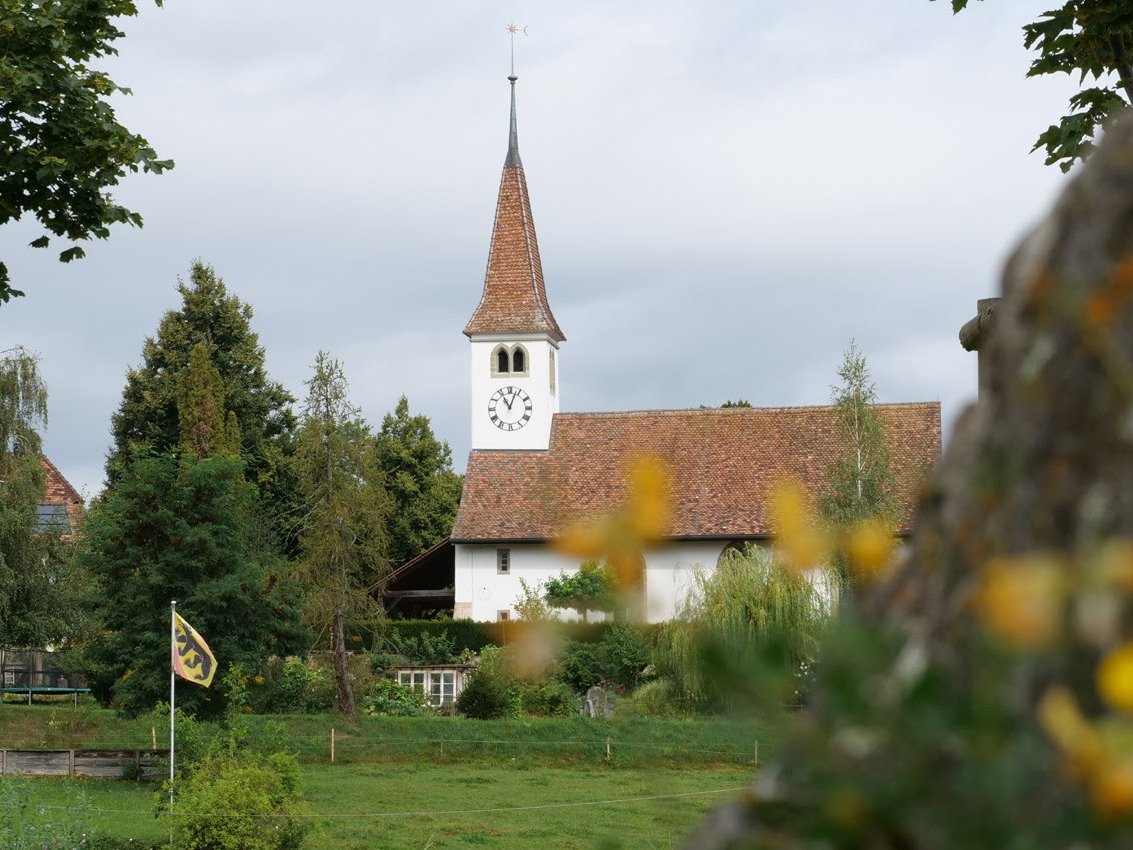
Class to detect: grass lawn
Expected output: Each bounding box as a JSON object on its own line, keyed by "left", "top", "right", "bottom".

{"left": 25, "top": 763, "right": 753, "bottom": 849}
{"left": 4, "top": 705, "right": 767, "bottom": 847}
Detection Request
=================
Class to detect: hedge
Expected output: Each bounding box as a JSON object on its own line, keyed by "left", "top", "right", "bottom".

{"left": 374, "top": 620, "right": 661, "bottom": 653}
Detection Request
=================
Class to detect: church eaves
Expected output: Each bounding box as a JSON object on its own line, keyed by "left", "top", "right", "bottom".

{"left": 464, "top": 75, "right": 565, "bottom": 342}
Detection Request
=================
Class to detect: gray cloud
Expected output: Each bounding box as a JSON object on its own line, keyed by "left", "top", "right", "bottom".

{"left": 8, "top": 0, "right": 1074, "bottom": 498}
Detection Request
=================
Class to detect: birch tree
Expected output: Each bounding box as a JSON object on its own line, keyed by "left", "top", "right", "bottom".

{"left": 821, "top": 341, "right": 897, "bottom": 532}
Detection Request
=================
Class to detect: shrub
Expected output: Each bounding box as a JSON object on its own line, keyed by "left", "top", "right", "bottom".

{"left": 249, "top": 657, "right": 334, "bottom": 714}
{"left": 621, "top": 679, "right": 695, "bottom": 719}
{"left": 600, "top": 623, "right": 652, "bottom": 689}
{"left": 559, "top": 640, "right": 604, "bottom": 693}
{"left": 364, "top": 679, "right": 428, "bottom": 717}
{"left": 519, "top": 680, "right": 577, "bottom": 716}
{"left": 171, "top": 751, "right": 308, "bottom": 850}
{"left": 456, "top": 646, "right": 519, "bottom": 719}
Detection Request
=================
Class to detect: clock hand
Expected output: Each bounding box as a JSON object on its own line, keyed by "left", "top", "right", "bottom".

{"left": 504, "top": 390, "right": 515, "bottom": 410}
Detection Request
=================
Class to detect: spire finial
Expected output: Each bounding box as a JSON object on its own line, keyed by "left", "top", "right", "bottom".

{"left": 506, "top": 23, "right": 527, "bottom": 78}
{"left": 504, "top": 24, "right": 527, "bottom": 168}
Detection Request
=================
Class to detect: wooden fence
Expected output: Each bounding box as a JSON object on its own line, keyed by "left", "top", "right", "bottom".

{"left": 0, "top": 749, "right": 167, "bottom": 779}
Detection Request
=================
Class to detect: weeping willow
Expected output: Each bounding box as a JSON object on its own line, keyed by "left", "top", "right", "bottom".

{"left": 655, "top": 545, "right": 831, "bottom": 705}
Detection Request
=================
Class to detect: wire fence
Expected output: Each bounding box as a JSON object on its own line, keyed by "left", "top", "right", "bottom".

{"left": 0, "top": 733, "right": 759, "bottom": 769}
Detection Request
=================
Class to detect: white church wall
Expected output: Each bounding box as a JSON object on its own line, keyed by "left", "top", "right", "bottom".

{"left": 454, "top": 540, "right": 729, "bottom": 623}
{"left": 640, "top": 542, "right": 730, "bottom": 623}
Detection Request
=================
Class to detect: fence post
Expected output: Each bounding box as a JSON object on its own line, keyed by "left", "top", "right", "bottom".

{"left": 331, "top": 728, "right": 336, "bottom": 764}
{"left": 151, "top": 726, "right": 158, "bottom": 751}
{"left": 68, "top": 749, "right": 75, "bottom": 776}
{"left": 605, "top": 737, "right": 611, "bottom": 763}
{"left": 754, "top": 738, "right": 759, "bottom": 766}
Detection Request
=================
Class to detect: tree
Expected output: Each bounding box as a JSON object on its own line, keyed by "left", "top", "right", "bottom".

{"left": 372, "top": 396, "right": 462, "bottom": 567}
{"left": 655, "top": 545, "right": 829, "bottom": 705}
{"left": 0, "top": 348, "right": 85, "bottom": 647}
{"left": 0, "top": 0, "right": 172, "bottom": 304}
{"left": 109, "top": 262, "right": 296, "bottom": 547}
{"left": 941, "top": 1, "right": 1133, "bottom": 171}
{"left": 820, "top": 341, "right": 897, "bottom": 537}
{"left": 292, "top": 353, "right": 389, "bottom": 715}
{"left": 79, "top": 452, "right": 304, "bottom": 717}
{"left": 544, "top": 560, "right": 617, "bottom": 623}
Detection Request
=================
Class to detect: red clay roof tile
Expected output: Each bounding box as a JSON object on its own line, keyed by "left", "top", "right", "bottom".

{"left": 451, "top": 404, "right": 941, "bottom": 542}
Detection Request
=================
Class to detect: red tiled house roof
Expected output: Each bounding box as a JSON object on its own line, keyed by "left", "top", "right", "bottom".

{"left": 463, "top": 77, "right": 564, "bottom": 342}
{"left": 39, "top": 456, "right": 83, "bottom": 534}
{"left": 451, "top": 404, "right": 941, "bottom": 542}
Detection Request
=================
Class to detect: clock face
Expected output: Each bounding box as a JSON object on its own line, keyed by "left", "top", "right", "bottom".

{"left": 488, "top": 386, "right": 532, "bottom": 431}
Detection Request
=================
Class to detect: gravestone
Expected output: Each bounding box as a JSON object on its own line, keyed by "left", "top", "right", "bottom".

{"left": 581, "top": 684, "right": 614, "bottom": 718}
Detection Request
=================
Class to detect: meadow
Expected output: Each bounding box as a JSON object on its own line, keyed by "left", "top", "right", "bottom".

{"left": 1, "top": 704, "right": 766, "bottom": 848}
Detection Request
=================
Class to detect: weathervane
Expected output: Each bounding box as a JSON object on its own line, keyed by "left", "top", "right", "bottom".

{"left": 506, "top": 23, "right": 528, "bottom": 78}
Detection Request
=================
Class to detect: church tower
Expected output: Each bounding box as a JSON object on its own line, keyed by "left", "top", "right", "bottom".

{"left": 465, "top": 73, "right": 564, "bottom": 451}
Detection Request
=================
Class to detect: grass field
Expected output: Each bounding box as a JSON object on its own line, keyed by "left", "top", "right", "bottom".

{"left": 27, "top": 763, "right": 752, "bottom": 848}
{"left": 2, "top": 705, "right": 767, "bottom": 848}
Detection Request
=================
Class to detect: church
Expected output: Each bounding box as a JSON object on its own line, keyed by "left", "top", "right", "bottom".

{"left": 383, "top": 73, "right": 942, "bottom": 623}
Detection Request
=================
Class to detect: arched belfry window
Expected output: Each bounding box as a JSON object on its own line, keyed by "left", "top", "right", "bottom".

{"left": 511, "top": 347, "right": 526, "bottom": 374}
{"left": 493, "top": 346, "right": 510, "bottom": 375}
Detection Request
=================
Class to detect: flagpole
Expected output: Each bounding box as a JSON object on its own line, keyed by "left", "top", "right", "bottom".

{"left": 169, "top": 599, "right": 177, "bottom": 842}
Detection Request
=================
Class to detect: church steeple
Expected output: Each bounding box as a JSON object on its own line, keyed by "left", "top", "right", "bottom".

{"left": 466, "top": 69, "right": 563, "bottom": 454}
{"left": 464, "top": 73, "right": 565, "bottom": 342}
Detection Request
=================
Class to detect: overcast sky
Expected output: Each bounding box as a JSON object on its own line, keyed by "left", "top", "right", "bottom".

{"left": 8, "top": 1, "right": 1077, "bottom": 499}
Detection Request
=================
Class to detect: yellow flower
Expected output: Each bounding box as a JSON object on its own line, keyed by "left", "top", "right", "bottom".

{"left": 1099, "top": 643, "right": 1133, "bottom": 714}
{"left": 1098, "top": 540, "right": 1133, "bottom": 592}
{"left": 1091, "top": 758, "right": 1133, "bottom": 817}
{"left": 1038, "top": 686, "right": 1103, "bottom": 775}
{"left": 975, "top": 554, "right": 1065, "bottom": 650}
{"left": 844, "top": 519, "right": 896, "bottom": 579}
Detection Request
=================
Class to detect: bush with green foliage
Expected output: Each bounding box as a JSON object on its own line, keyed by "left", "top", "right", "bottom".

{"left": 621, "top": 679, "right": 695, "bottom": 719}
{"left": 364, "top": 679, "right": 429, "bottom": 717}
{"left": 655, "top": 545, "right": 829, "bottom": 705}
{"left": 249, "top": 657, "right": 334, "bottom": 715}
{"left": 171, "top": 751, "right": 308, "bottom": 850}
{"left": 384, "top": 628, "right": 459, "bottom": 665}
{"left": 544, "top": 560, "right": 617, "bottom": 622}
{"left": 456, "top": 645, "right": 520, "bottom": 719}
{"left": 518, "top": 680, "right": 577, "bottom": 716}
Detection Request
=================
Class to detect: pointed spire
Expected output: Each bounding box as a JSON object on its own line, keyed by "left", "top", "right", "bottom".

{"left": 505, "top": 75, "right": 522, "bottom": 168}
{"left": 465, "top": 74, "right": 564, "bottom": 342}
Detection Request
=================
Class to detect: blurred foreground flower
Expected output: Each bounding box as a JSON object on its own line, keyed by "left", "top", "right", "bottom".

{"left": 843, "top": 518, "right": 897, "bottom": 579}
{"left": 556, "top": 455, "right": 672, "bottom": 608}
{"left": 975, "top": 554, "right": 1065, "bottom": 650}
{"left": 769, "top": 479, "right": 830, "bottom": 574}
{"left": 1099, "top": 643, "right": 1133, "bottom": 715}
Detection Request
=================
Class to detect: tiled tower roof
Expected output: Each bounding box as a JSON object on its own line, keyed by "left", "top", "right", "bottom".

{"left": 464, "top": 76, "right": 565, "bottom": 342}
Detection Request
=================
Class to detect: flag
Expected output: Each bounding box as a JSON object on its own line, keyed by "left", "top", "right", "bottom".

{"left": 172, "top": 612, "right": 217, "bottom": 688}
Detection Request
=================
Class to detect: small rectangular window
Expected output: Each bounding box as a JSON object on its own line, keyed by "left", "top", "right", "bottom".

{"left": 398, "top": 672, "right": 411, "bottom": 687}
{"left": 496, "top": 548, "right": 510, "bottom": 575}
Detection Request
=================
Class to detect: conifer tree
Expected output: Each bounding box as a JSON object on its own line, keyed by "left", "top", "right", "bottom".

{"left": 109, "top": 262, "right": 296, "bottom": 547}
{"left": 80, "top": 452, "right": 304, "bottom": 717}
{"left": 293, "top": 353, "right": 389, "bottom": 715}
{"left": 373, "top": 396, "right": 462, "bottom": 567}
